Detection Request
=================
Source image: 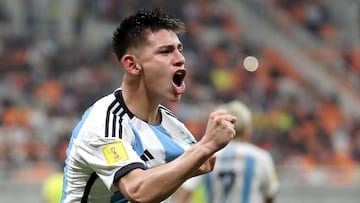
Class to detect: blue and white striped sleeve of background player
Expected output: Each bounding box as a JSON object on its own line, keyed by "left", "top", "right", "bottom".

{"left": 61, "top": 89, "right": 197, "bottom": 203}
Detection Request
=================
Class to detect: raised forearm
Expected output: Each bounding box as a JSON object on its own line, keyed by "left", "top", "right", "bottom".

{"left": 118, "top": 110, "right": 236, "bottom": 202}
{"left": 118, "top": 143, "right": 214, "bottom": 202}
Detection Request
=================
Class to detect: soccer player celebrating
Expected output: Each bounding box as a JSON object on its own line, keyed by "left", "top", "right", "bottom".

{"left": 61, "top": 9, "right": 237, "bottom": 203}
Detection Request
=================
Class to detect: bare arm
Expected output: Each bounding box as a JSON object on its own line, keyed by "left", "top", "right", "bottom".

{"left": 117, "top": 110, "right": 236, "bottom": 203}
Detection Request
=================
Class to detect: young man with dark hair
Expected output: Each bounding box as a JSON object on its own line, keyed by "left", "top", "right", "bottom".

{"left": 61, "top": 9, "right": 236, "bottom": 203}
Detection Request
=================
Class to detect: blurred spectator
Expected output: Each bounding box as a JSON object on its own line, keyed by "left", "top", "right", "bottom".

{"left": 42, "top": 134, "right": 68, "bottom": 203}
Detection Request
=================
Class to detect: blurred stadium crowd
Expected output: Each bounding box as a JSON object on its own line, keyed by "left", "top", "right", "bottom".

{"left": 1, "top": 0, "right": 360, "bottom": 187}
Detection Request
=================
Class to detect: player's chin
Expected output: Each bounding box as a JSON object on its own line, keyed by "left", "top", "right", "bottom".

{"left": 169, "top": 94, "right": 182, "bottom": 102}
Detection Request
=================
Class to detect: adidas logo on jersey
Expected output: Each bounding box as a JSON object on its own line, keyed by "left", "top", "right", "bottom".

{"left": 140, "top": 149, "right": 154, "bottom": 162}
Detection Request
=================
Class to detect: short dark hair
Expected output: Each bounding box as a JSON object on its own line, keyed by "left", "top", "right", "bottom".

{"left": 112, "top": 9, "right": 185, "bottom": 61}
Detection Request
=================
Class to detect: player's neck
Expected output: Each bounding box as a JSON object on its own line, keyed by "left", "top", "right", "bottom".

{"left": 122, "top": 84, "right": 161, "bottom": 125}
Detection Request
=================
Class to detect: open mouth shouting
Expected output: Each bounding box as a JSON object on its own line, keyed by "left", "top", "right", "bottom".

{"left": 172, "top": 69, "right": 186, "bottom": 94}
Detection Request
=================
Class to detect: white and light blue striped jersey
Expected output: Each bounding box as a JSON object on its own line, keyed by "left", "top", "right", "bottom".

{"left": 61, "top": 89, "right": 196, "bottom": 203}
{"left": 182, "top": 142, "right": 279, "bottom": 203}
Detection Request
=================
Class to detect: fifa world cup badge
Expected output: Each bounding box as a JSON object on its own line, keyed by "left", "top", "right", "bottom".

{"left": 103, "top": 141, "right": 129, "bottom": 164}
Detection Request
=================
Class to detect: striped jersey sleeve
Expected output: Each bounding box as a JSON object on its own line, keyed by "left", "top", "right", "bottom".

{"left": 62, "top": 89, "right": 197, "bottom": 203}
{"left": 62, "top": 90, "right": 146, "bottom": 203}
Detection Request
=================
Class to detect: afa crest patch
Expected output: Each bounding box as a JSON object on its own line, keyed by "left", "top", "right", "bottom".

{"left": 102, "top": 141, "right": 129, "bottom": 164}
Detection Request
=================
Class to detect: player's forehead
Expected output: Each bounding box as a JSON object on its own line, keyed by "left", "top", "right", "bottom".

{"left": 145, "top": 29, "right": 182, "bottom": 49}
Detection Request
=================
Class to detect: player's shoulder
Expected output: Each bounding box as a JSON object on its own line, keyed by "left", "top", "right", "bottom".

{"left": 89, "top": 89, "right": 131, "bottom": 117}
{"left": 86, "top": 92, "right": 118, "bottom": 119}
{"left": 78, "top": 89, "right": 131, "bottom": 135}
{"left": 96, "top": 93, "right": 116, "bottom": 108}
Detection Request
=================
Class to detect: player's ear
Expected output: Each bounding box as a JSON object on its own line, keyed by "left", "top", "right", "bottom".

{"left": 122, "top": 54, "right": 142, "bottom": 75}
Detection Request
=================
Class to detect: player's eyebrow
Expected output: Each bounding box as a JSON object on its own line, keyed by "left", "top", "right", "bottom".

{"left": 158, "top": 43, "right": 183, "bottom": 52}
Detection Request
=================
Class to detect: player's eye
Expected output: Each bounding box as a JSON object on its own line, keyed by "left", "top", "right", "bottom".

{"left": 178, "top": 45, "right": 183, "bottom": 53}
{"left": 160, "top": 49, "right": 171, "bottom": 55}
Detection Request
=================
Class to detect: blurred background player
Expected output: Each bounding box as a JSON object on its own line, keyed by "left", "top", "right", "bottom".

{"left": 42, "top": 134, "right": 68, "bottom": 203}
{"left": 174, "top": 100, "right": 280, "bottom": 203}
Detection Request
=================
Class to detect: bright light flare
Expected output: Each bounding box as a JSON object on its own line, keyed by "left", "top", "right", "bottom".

{"left": 243, "top": 56, "right": 259, "bottom": 72}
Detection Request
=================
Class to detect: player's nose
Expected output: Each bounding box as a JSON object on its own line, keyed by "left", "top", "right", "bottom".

{"left": 173, "top": 49, "right": 185, "bottom": 67}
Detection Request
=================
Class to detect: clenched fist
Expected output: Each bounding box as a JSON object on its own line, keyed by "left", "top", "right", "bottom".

{"left": 199, "top": 110, "right": 237, "bottom": 153}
